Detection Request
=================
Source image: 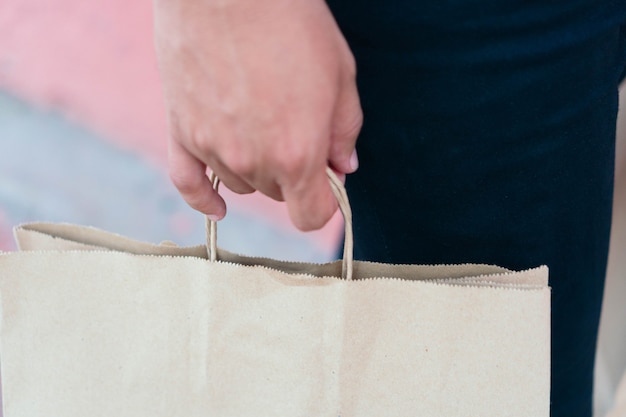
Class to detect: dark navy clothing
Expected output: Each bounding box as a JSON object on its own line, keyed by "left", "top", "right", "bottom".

{"left": 326, "top": 0, "right": 626, "bottom": 415}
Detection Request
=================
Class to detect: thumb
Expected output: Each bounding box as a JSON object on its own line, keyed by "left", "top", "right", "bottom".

{"left": 328, "top": 78, "right": 362, "bottom": 174}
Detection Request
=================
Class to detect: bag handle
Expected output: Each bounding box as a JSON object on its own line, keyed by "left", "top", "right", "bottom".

{"left": 205, "top": 167, "right": 354, "bottom": 280}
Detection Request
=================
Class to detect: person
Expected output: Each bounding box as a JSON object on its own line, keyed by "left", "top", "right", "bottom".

{"left": 152, "top": 0, "right": 626, "bottom": 415}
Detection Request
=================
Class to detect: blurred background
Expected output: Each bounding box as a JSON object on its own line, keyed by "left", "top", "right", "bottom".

{"left": 0, "top": 0, "right": 343, "bottom": 262}
{"left": 0, "top": 1, "right": 624, "bottom": 415}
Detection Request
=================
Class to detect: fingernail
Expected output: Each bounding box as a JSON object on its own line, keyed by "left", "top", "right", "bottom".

{"left": 207, "top": 214, "right": 222, "bottom": 222}
{"left": 349, "top": 150, "right": 359, "bottom": 172}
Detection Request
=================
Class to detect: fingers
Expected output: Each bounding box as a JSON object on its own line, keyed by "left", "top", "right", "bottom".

{"left": 204, "top": 156, "right": 256, "bottom": 196}
{"left": 328, "top": 77, "right": 362, "bottom": 175}
{"left": 282, "top": 168, "right": 338, "bottom": 231}
{"left": 170, "top": 134, "right": 338, "bottom": 230}
{"left": 168, "top": 139, "right": 227, "bottom": 220}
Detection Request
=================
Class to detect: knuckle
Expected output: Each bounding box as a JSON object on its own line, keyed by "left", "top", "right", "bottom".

{"left": 169, "top": 115, "right": 204, "bottom": 147}
{"left": 277, "top": 160, "right": 299, "bottom": 178}
{"left": 342, "top": 112, "right": 364, "bottom": 139}
{"left": 169, "top": 169, "right": 202, "bottom": 195}
{"left": 221, "top": 147, "right": 255, "bottom": 176}
{"left": 276, "top": 149, "right": 308, "bottom": 177}
{"left": 190, "top": 130, "right": 214, "bottom": 155}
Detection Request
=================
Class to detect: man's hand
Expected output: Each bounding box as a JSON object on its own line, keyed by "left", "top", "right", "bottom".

{"left": 153, "top": 0, "right": 362, "bottom": 231}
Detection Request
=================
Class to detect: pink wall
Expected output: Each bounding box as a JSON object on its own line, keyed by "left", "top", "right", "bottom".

{"left": 0, "top": 0, "right": 342, "bottom": 250}
{"left": 0, "top": 0, "right": 167, "bottom": 162}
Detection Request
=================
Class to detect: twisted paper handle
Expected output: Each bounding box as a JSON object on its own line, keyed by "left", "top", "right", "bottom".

{"left": 205, "top": 167, "right": 354, "bottom": 280}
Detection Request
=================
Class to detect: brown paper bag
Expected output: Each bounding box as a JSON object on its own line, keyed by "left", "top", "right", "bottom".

{"left": 0, "top": 170, "right": 550, "bottom": 416}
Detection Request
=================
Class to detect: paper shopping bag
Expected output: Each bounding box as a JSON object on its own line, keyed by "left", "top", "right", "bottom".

{"left": 0, "top": 169, "right": 550, "bottom": 416}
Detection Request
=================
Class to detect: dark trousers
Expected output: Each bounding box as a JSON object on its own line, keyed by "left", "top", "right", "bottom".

{"left": 326, "top": 0, "right": 626, "bottom": 415}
